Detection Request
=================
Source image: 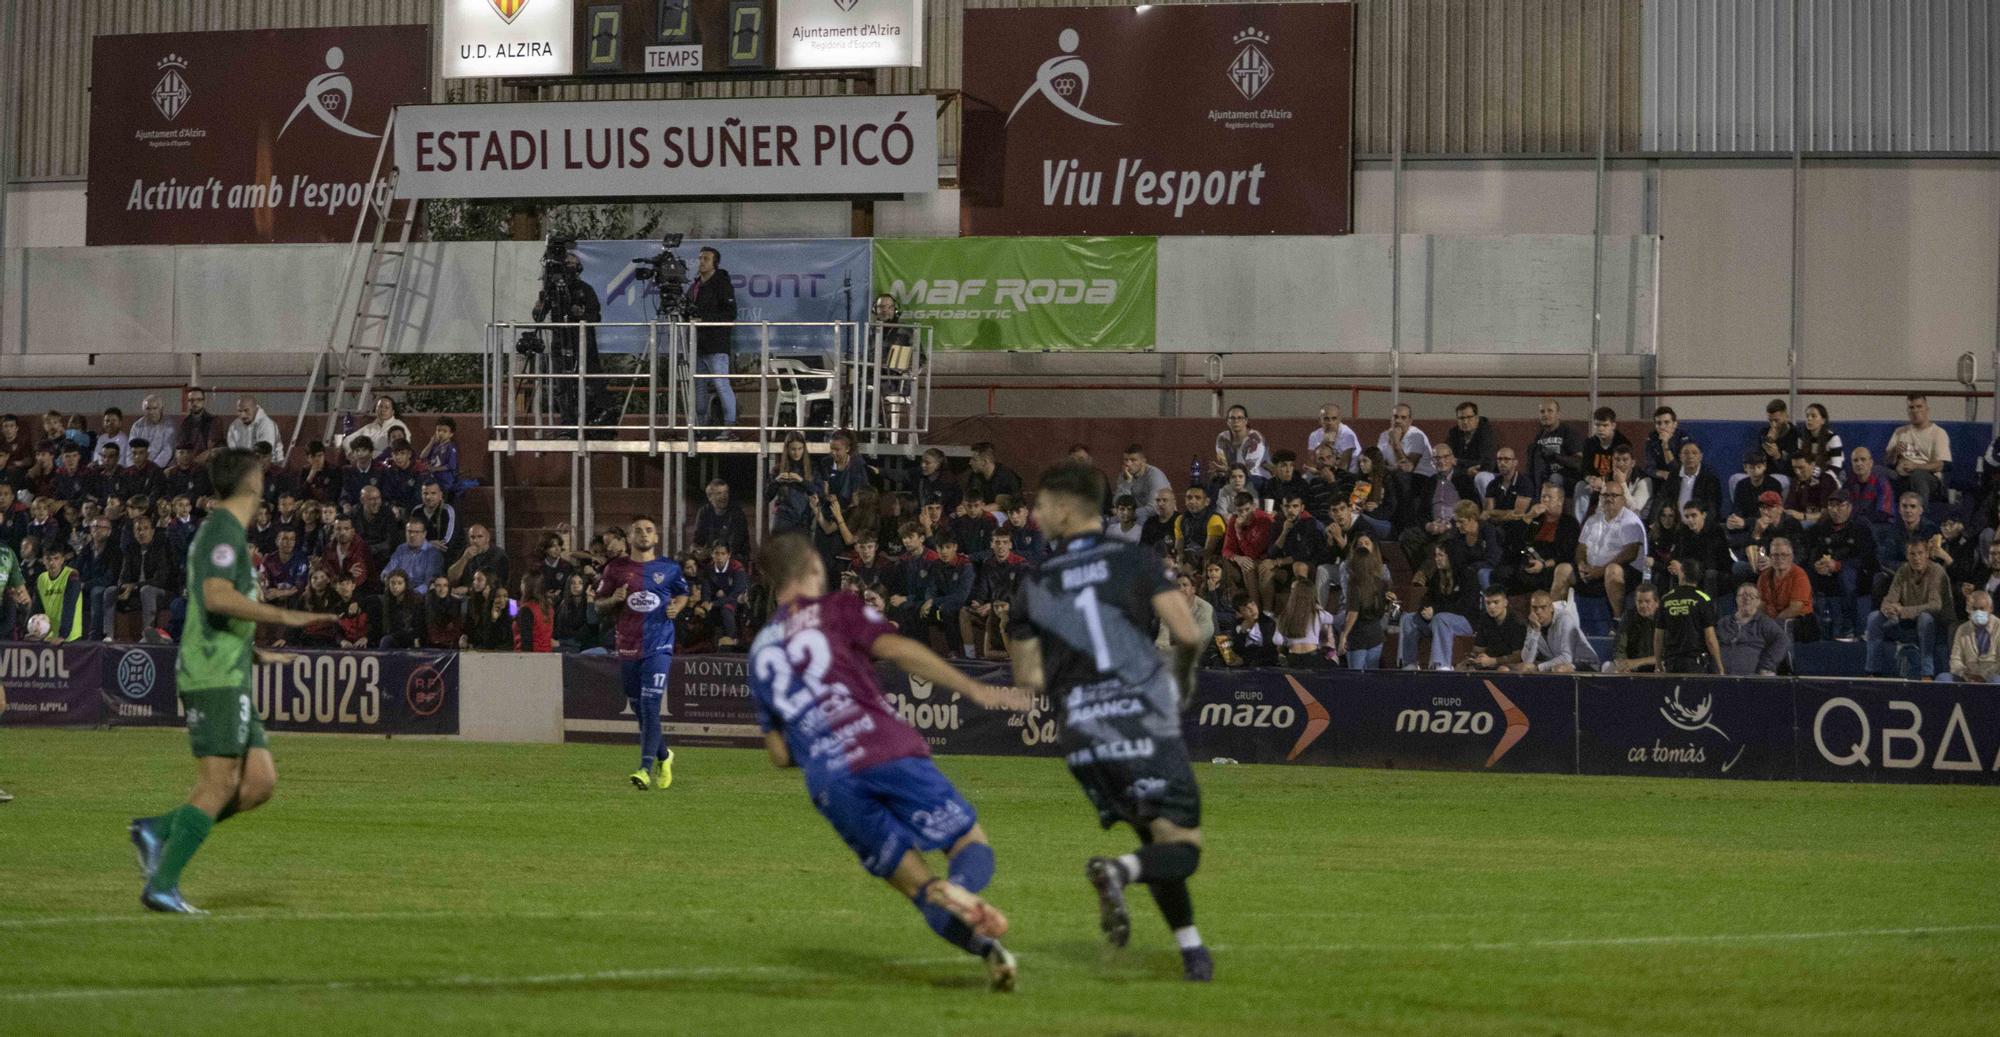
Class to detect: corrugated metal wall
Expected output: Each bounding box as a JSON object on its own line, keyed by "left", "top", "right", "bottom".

{"left": 1643, "top": 0, "right": 2000, "bottom": 152}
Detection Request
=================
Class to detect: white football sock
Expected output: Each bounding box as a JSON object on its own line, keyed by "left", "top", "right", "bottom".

{"left": 1174, "top": 926, "right": 1204, "bottom": 950}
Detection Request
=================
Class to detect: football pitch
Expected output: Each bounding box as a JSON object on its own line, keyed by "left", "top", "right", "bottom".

{"left": 2, "top": 729, "right": 1996, "bottom": 1036}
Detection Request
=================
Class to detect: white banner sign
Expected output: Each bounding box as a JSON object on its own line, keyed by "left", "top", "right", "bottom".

{"left": 392, "top": 97, "right": 937, "bottom": 199}
{"left": 777, "top": 0, "right": 924, "bottom": 70}
{"left": 440, "top": 0, "right": 574, "bottom": 79}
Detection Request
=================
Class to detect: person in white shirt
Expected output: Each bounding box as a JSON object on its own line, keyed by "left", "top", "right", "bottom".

{"left": 1213, "top": 404, "right": 1270, "bottom": 480}
{"left": 1556, "top": 479, "right": 1648, "bottom": 621}
{"left": 1940, "top": 590, "right": 2000, "bottom": 684}
{"left": 1376, "top": 403, "right": 1435, "bottom": 478}
{"left": 125, "top": 394, "right": 178, "bottom": 461}
{"left": 1885, "top": 392, "right": 1951, "bottom": 502}
{"left": 342, "top": 395, "right": 412, "bottom": 455}
{"left": 1306, "top": 403, "right": 1362, "bottom": 474}
{"left": 226, "top": 396, "right": 285, "bottom": 464}
{"left": 96, "top": 407, "right": 133, "bottom": 468}
{"left": 1516, "top": 591, "right": 1601, "bottom": 673}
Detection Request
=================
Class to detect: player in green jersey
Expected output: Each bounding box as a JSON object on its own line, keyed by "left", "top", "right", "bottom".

{"left": 128, "top": 448, "right": 335, "bottom": 914}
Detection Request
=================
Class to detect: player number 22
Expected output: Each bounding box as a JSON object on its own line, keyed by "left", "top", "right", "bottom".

{"left": 753, "top": 629, "right": 833, "bottom": 721}
{"left": 1076, "top": 586, "right": 1113, "bottom": 672}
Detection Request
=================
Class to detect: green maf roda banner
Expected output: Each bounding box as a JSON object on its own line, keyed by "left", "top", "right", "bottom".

{"left": 873, "top": 237, "right": 1157, "bottom": 350}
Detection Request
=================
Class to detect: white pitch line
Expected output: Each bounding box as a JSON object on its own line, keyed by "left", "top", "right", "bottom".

{"left": 0, "top": 905, "right": 876, "bottom": 931}
{"left": 1218, "top": 923, "right": 2000, "bottom": 955}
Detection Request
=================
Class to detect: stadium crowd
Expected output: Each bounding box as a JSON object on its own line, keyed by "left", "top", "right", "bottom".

{"left": 3, "top": 389, "right": 1998, "bottom": 681}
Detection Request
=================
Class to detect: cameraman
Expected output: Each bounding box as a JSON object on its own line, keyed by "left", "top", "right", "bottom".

{"left": 686, "top": 247, "right": 738, "bottom": 437}
{"left": 532, "top": 250, "right": 603, "bottom": 374}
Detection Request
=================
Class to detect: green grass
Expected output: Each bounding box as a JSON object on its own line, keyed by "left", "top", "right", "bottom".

{"left": 1, "top": 730, "right": 1997, "bottom": 1036}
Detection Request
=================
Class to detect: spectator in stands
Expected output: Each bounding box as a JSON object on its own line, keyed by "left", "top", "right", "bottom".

{"left": 289, "top": 567, "right": 341, "bottom": 648}
{"left": 1141, "top": 486, "right": 1179, "bottom": 557}
{"left": 464, "top": 573, "right": 514, "bottom": 651}
{"left": 690, "top": 478, "right": 749, "bottom": 559}
{"left": 1002, "top": 497, "right": 1047, "bottom": 564}
{"left": 961, "top": 528, "right": 1027, "bottom": 660}
{"left": 377, "top": 443, "right": 422, "bottom": 513}
{"left": 95, "top": 407, "right": 131, "bottom": 468}
{"left": 227, "top": 396, "right": 284, "bottom": 463}
{"left": 685, "top": 247, "right": 739, "bottom": 436}
{"left": 533, "top": 533, "right": 574, "bottom": 594}
{"left": 1797, "top": 402, "right": 1845, "bottom": 480}
{"left": 1335, "top": 532, "right": 1391, "bottom": 671}
{"left": 1757, "top": 536, "right": 1815, "bottom": 643}
{"left": 1264, "top": 451, "right": 1317, "bottom": 516}
{"left": 818, "top": 431, "right": 870, "bottom": 506}
{"left": 448, "top": 523, "right": 507, "bottom": 595}
{"left": 322, "top": 515, "right": 376, "bottom": 591}
{"left": 918, "top": 534, "right": 973, "bottom": 656}
{"left": 1265, "top": 494, "right": 1324, "bottom": 598}
{"left": 86, "top": 442, "right": 124, "bottom": 503}
{"left": 74, "top": 517, "right": 122, "bottom": 638}
{"left": 1173, "top": 485, "right": 1225, "bottom": 574}
{"left": 1398, "top": 541, "right": 1479, "bottom": 671}
{"left": 1806, "top": 492, "right": 1875, "bottom": 641}
{"left": 1865, "top": 537, "right": 1948, "bottom": 678}
{"left": 1377, "top": 402, "right": 1434, "bottom": 478}
{"left": 1579, "top": 445, "right": 1650, "bottom": 523}
{"left": 1518, "top": 590, "right": 1601, "bottom": 673}
{"left": 1726, "top": 452, "right": 1782, "bottom": 544}
{"left": 119, "top": 439, "right": 165, "bottom": 503}
{"left": 1156, "top": 571, "right": 1217, "bottom": 664}
{"left": 1579, "top": 407, "right": 1630, "bottom": 492}
{"left": 513, "top": 574, "right": 553, "bottom": 652}
{"left": 1784, "top": 454, "right": 1839, "bottom": 524}
{"left": 340, "top": 437, "right": 386, "bottom": 512}
{"left": 174, "top": 388, "right": 223, "bottom": 464}
{"left": 1445, "top": 500, "right": 1503, "bottom": 590}
{"left": 1644, "top": 406, "right": 1693, "bottom": 484}
{"left": 1114, "top": 446, "right": 1172, "bottom": 523}
{"left": 1308, "top": 403, "right": 1362, "bottom": 473}
{"left": 1481, "top": 447, "right": 1536, "bottom": 522}
{"left": 1656, "top": 559, "right": 1723, "bottom": 674}
{"left": 377, "top": 570, "right": 424, "bottom": 650}
{"left": 297, "top": 440, "right": 337, "bottom": 504}
{"left": 102, "top": 513, "right": 178, "bottom": 644}
{"left": 1741, "top": 491, "right": 1806, "bottom": 578}
{"left": 963, "top": 442, "right": 1022, "bottom": 508}
{"left": 1940, "top": 590, "right": 2000, "bottom": 684}
{"left": 52, "top": 443, "right": 87, "bottom": 501}
{"left": 352, "top": 485, "right": 398, "bottom": 566}
{"left": 1886, "top": 393, "right": 1951, "bottom": 501}
{"left": 345, "top": 396, "right": 410, "bottom": 455}
{"left": 419, "top": 417, "right": 462, "bottom": 496}
{"left": 1275, "top": 580, "right": 1336, "bottom": 667}
{"left": 553, "top": 572, "right": 597, "bottom": 651}
{"left": 884, "top": 522, "right": 936, "bottom": 631}
{"left": 126, "top": 395, "right": 177, "bottom": 462}
{"left": 384, "top": 517, "right": 445, "bottom": 591}
{"left": 422, "top": 574, "right": 463, "bottom": 650}
{"left": 1875, "top": 492, "right": 1939, "bottom": 583}
{"left": 1104, "top": 495, "right": 1143, "bottom": 542}
{"left": 1497, "top": 482, "right": 1578, "bottom": 596}
{"left": 413, "top": 481, "right": 461, "bottom": 560}
{"left": 1717, "top": 584, "right": 1790, "bottom": 676}
{"left": 1609, "top": 583, "right": 1662, "bottom": 672}
{"left": 913, "top": 449, "right": 958, "bottom": 514}
{"left": 1462, "top": 586, "right": 1525, "bottom": 672}
{"left": 261, "top": 529, "right": 308, "bottom": 610}
{"left": 1214, "top": 404, "right": 1271, "bottom": 480}
{"left": 1221, "top": 492, "right": 1276, "bottom": 612}
{"left": 1659, "top": 440, "right": 1722, "bottom": 523}
{"left": 1759, "top": 399, "right": 1803, "bottom": 468}
{"left": 1349, "top": 447, "right": 1399, "bottom": 539}
{"left": 1562, "top": 480, "right": 1646, "bottom": 624}
{"left": 1841, "top": 445, "right": 1895, "bottom": 525}
{"left": 33, "top": 543, "right": 84, "bottom": 643}
{"left": 1447, "top": 401, "right": 1497, "bottom": 474}
{"left": 1526, "top": 398, "right": 1582, "bottom": 490}
{"left": 1226, "top": 595, "right": 1279, "bottom": 668}
{"left": 1397, "top": 442, "right": 1473, "bottom": 562}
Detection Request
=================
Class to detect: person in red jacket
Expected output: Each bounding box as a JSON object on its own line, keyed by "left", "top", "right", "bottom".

{"left": 1221, "top": 491, "right": 1276, "bottom": 612}
{"left": 513, "top": 573, "right": 554, "bottom": 652}
{"left": 321, "top": 515, "right": 376, "bottom": 592}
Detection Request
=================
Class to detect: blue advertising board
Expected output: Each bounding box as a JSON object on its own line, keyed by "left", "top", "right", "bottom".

{"left": 575, "top": 237, "right": 872, "bottom": 356}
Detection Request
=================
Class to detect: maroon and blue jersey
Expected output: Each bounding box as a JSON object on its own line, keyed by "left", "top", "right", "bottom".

{"left": 597, "top": 555, "right": 690, "bottom": 658}
{"left": 749, "top": 592, "right": 930, "bottom": 795}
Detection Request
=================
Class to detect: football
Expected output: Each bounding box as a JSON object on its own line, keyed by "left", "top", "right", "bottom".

{"left": 24, "top": 614, "right": 50, "bottom": 640}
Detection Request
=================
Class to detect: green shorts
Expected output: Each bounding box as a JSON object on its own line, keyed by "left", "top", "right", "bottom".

{"left": 181, "top": 684, "right": 267, "bottom": 759}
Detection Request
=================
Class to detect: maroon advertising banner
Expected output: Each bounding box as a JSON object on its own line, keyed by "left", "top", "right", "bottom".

{"left": 87, "top": 25, "right": 431, "bottom": 246}
{"left": 960, "top": 3, "right": 1353, "bottom": 236}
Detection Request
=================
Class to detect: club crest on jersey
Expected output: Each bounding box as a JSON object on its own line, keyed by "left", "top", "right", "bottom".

{"left": 209, "top": 544, "right": 236, "bottom": 568}
{"left": 652, "top": 572, "right": 666, "bottom": 585}
{"left": 627, "top": 590, "right": 663, "bottom": 613}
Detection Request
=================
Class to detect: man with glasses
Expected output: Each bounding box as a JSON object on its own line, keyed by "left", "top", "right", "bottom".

{"left": 1481, "top": 448, "right": 1535, "bottom": 521}
{"left": 1445, "top": 402, "right": 1497, "bottom": 475}
{"left": 1559, "top": 479, "right": 1647, "bottom": 626}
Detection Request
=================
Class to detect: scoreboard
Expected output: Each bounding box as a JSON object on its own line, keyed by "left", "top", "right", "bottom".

{"left": 574, "top": 0, "right": 779, "bottom": 76}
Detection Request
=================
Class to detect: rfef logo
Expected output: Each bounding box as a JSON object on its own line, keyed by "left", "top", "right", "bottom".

{"left": 116, "top": 649, "right": 158, "bottom": 701}
{"left": 405, "top": 664, "right": 447, "bottom": 718}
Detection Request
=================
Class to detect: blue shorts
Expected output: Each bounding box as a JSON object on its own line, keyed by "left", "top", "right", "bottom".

{"left": 621, "top": 653, "right": 671, "bottom": 699}
{"left": 813, "top": 757, "right": 978, "bottom": 879}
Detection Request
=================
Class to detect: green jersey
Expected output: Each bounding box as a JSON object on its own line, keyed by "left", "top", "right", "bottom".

{"left": 0, "top": 544, "right": 22, "bottom": 592}
{"left": 177, "top": 509, "right": 259, "bottom": 692}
